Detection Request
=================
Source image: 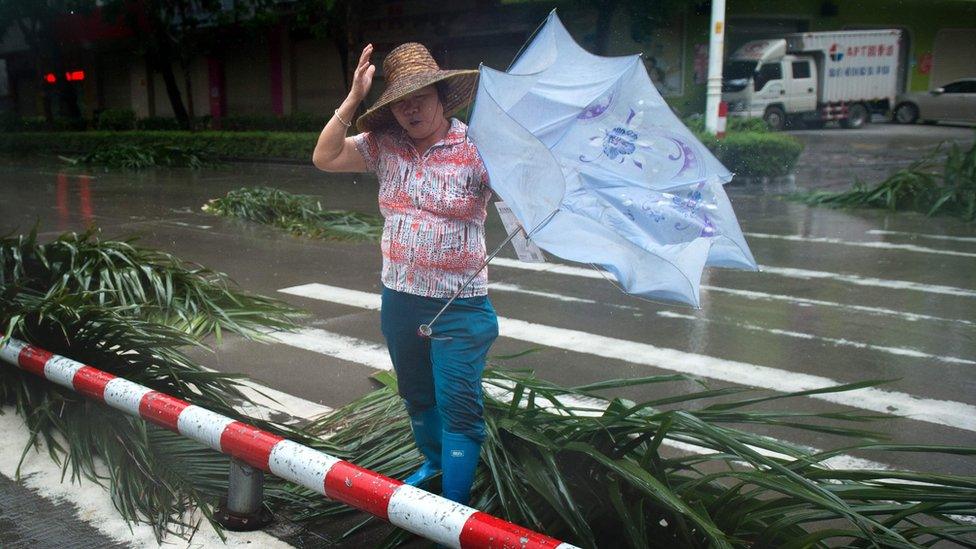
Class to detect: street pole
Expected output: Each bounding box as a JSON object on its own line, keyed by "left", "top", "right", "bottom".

{"left": 705, "top": 0, "right": 726, "bottom": 134}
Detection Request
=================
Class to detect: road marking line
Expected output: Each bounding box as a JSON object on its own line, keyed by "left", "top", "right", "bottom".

{"left": 230, "top": 374, "right": 334, "bottom": 423}
{"left": 656, "top": 311, "right": 975, "bottom": 366}
{"left": 867, "top": 229, "right": 976, "bottom": 244}
{"left": 267, "top": 324, "right": 976, "bottom": 521}
{"left": 744, "top": 232, "right": 976, "bottom": 258}
{"left": 495, "top": 255, "right": 976, "bottom": 299}
{"left": 489, "top": 257, "right": 974, "bottom": 325}
{"left": 269, "top": 328, "right": 391, "bottom": 371}
{"left": 489, "top": 282, "right": 641, "bottom": 310}
{"left": 261, "top": 325, "right": 895, "bottom": 472}
{"left": 492, "top": 283, "right": 972, "bottom": 364}
{"left": 166, "top": 220, "right": 213, "bottom": 230}
{"left": 758, "top": 265, "right": 976, "bottom": 298}
{"left": 277, "top": 283, "right": 976, "bottom": 432}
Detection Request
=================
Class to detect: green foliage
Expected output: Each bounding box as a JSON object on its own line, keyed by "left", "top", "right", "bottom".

{"left": 0, "top": 111, "right": 22, "bottom": 132}
{"left": 0, "top": 116, "right": 88, "bottom": 132}
{"left": 0, "top": 228, "right": 302, "bottom": 340}
{"left": 205, "top": 186, "right": 383, "bottom": 241}
{"left": 0, "top": 228, "right": 305, "bottom": 540}
{"left": 217, "top": 112, "right": 325, "bottom": 132}
{"left": 136, "top": 116, "right": 186, "bottom": 131}
{"left": 728, "top": 116, "right": 770, "bottom": 133}
{"left": 707, "top": 132, "right": 804, "bottom": 178}
{"left": 683, "top": 114, "right": 802, "bottom": 178}
{"left": 61, "top": 143, "right": 217, "bottom": 169}
{"left": 295, "top": 369, "right": 976, "bottom": 548}
{"left": 794, "top": 137, "right": 976, "bottom": 221}
{"left": 0, "top": 130, "right": 315, "bottom": 161}
{"left": 95, "top": 108, "right": 136, "bottom": 131}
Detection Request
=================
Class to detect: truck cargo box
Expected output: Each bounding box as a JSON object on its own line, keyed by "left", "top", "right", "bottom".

{"left": 786, "top": 30, "right": 902, "bottom": 106}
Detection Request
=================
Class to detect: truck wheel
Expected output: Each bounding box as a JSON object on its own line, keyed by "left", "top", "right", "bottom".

{"left": 841, "top": 103, "right": 869, "bottom": 129}
{"left": 763, "top": 106, "right": 786, "bottom": 131}
{"left": 894, "top": 103, "right": 919, "bottom": 124}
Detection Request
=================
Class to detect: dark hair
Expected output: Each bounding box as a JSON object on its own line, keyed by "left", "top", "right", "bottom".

{"left": 435, "top": 81, "right": 449, "bottom": 104}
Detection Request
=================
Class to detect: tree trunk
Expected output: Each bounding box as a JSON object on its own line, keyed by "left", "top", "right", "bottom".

{"left": 182, "top": 62, "right": 195, "bottom": 129}
{"left": 156, "top": 55, "right": 190, "bottom": 129}
{"left": 149, "top": 31, "right": 190, "bottom": 130}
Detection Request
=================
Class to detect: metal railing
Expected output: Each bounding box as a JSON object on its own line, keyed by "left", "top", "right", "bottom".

{"left": 0, "top": 335, "right": 578, "bottom": 549}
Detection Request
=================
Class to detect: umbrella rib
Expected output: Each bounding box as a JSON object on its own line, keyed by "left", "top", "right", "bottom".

{"left": 505, "top": 8, "right": 555, "bottom": 72}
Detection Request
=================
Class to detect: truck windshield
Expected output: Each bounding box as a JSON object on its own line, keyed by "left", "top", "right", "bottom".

{"left": 723, "top": 60, "right": 757, "bottom": 92}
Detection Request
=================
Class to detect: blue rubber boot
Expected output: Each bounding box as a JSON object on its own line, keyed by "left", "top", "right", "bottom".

{"left": 403, "top": 407, "right": 442, "bottom": 487}
{"left": 441, "top": 430, "right": 482, "bottom": 505}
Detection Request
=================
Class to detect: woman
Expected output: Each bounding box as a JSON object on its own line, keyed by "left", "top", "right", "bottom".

{"left": 311, "top": 42, "right": 498, "bottom": 506}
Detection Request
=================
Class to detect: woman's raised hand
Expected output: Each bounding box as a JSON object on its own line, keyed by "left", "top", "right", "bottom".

{"left": 350, "top": 44, "right": 376, "bottom": 102}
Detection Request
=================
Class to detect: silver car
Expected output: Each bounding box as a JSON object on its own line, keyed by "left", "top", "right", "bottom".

{"left": 893, "top": 78, "right": 976, "bottom": 124}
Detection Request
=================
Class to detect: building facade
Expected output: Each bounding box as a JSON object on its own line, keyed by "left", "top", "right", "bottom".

{"left": 0, "top": 0, "right": 973, "bottom": 122}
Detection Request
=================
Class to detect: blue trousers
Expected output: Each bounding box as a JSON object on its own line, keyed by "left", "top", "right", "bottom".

{"left": 380, "top": 286, "right": 499, "bottom": 443}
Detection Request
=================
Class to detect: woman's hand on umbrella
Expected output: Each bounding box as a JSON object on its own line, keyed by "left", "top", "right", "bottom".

{"left": 351, "top": 44, "right": 376, "bottom": 102}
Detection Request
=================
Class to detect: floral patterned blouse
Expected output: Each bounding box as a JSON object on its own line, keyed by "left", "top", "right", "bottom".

{"left": 353, "top": 118, "right": 492, "bottom": 298}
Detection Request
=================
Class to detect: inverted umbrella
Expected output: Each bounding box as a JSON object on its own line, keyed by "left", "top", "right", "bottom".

{"left": 467, "top": 10, "right": 757, "bottom": 308}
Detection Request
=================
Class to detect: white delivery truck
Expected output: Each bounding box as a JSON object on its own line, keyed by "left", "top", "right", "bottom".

{"left": 722, "top": 30, "right": 903, "bottom": 130}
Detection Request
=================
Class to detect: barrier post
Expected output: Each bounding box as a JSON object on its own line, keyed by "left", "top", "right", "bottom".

{"left": 717, "top": 100, "right": 728, "bottom": 139}
{"left": 216, "top": 458, "right": 273, "bottom": 530}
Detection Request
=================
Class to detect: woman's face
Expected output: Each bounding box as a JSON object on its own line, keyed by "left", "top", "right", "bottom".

{"left": 390, "top": 85, "right": 446, "bottom": 141}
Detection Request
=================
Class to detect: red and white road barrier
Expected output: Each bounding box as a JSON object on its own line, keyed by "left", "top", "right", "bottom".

{"left": 0, "top": 335, "right": 578, "bottom": 549}
{"left": 716, "top": 100, "right": 728, "bottom": 139}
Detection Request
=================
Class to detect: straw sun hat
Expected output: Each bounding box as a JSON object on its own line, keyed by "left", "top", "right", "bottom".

{"left": 356, "top": 42, "right": 479, "bottom": 132}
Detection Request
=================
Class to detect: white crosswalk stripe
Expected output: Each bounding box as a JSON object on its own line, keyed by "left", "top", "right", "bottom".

{"left": 866, "top": 229, "right": 976, "bottom": 243}
{"left": 744, "top": 231, "right": 976, "bottom": 258}
{"left": 263, "top": 326, "right": 897, "bottom": 472}
{"left": 655, "top": 311, "right": 976, "bottom": 365}
{"left": 277, "top": 282, "right": 976, "bottom": 432}
{"left": 490, "top": 257, "right": 976, "bottom": 301}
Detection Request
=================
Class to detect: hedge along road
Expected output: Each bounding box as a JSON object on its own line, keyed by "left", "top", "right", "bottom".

{"left": 0, "top": 121, "right": 974, "bottom": 544}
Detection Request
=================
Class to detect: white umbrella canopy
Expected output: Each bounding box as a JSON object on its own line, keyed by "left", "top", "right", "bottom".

{"left": 469, "top": 10, "right": 757, "bottom": 307}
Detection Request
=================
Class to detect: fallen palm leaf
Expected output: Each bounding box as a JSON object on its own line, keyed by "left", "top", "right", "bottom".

{"left": 203, "top": 186, "right": 383, "bottom": 241}
{"left": 792, "top": 136, "right": 976, "bottom": 221}
{"left": 285, "top": 369, "right": 976, "bottom": 548}
{"left": 0, "top": 228, "right": 304, "bottom": 541}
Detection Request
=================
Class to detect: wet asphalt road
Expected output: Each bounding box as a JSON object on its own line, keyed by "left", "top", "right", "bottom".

{"left": 0, "top": 122, "right": 974, "bottom": 547}
{"left": 788, "top": 120, "right": 975, "bottom": 191}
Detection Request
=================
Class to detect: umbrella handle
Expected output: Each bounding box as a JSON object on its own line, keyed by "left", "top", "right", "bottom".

{"left": 418, "top": 209, "right": 558, "bottom": 339}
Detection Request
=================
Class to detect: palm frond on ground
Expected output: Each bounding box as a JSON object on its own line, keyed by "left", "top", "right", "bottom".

{"left": 0, "top": 228, "right": 306, "bottom": 541}
{"left": 1, "top": 227, "right": 302, "bottom": 341}
{"left": 290, "top": 369, "right": 976, "bottom": 548}
{"left": 203, "top": 186, "right": 383, "bottom": 241}
{"left": 792, "top": 137, "right": 976, "bottom": 221}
